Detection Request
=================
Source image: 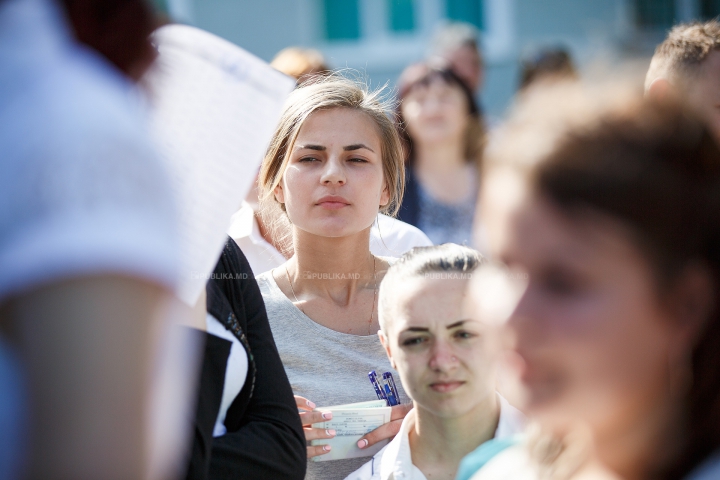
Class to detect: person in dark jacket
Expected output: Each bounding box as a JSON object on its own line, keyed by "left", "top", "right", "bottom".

{"left": 185, "top": 238, "right": 306, "bottom": 479}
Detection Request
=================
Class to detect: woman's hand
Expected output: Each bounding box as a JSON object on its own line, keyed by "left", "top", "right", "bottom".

{"left": 356, "top": 403, "right": 412, "bottom": 449}
{"left": 295, "top": 395, "right": 336, "bottom": 458}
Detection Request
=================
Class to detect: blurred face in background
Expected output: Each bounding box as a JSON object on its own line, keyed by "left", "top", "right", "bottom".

{"left": 401, "top": 77, "right": 470, "bottom": 149}
{"left": 274, "top": 107, "right": 389, "bottom": 238}
{"left": 381, "top": 277, "right": 499, "bottom": 418}
{"left": 494, "top": 190, "right": 694, "bottom": 444}
{"left": 444, "top": 44, "right": 484, "bottom": 92}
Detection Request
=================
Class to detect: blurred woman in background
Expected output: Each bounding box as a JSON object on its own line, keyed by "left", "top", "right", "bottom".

{"left": 460, "top": 84, "right": 720, "bottom": 480}
{"left": 396, "top": 63, "right": 486, "bottom": 249}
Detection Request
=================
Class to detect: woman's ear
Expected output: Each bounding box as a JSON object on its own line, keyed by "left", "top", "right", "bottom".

{"left": 379, "top": 182, "right": 390, "bottom": 208}
{"left": 670, "top": 263, "right": 715, "bottom": 348}
{"left": 274, "top": 182, "right": 285, "bottom": 204}
{"left": 378, "top": 330, "right": 396, "bottom": 369}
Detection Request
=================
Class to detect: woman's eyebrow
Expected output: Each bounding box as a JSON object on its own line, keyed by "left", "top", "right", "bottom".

{"left": 344, "top": 143, "right": 375, "bottom": 152}
{"left": 296, "top": 144, "right": 326, "bottom": 151}
{"left": 403, "top": 327, "right": 429, "bottom": 333}
{"left": 447, "top": 320, "right": 469, "bottom": 329}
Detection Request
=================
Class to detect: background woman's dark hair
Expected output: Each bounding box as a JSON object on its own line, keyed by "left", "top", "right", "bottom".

{"left": 396, "top": 62, "right": 485, "bottom": 168}
{"left": 60, "top": 0, "right": 158, "bottom": 80}
{"left": 532, "top": 96, "right": 720, "bottom": 479}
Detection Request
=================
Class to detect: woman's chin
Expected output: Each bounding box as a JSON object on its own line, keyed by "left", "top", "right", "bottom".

{"left": 299, "top": 218, "right": 374, "bottom": 239}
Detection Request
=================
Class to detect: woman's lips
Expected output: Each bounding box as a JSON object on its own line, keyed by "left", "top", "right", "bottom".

{"left": 429, "top": 381, "right": 465, "bottom": 393}
{"left": 318, "top": 201, "right": 349, "bottom": 210}
{"left": 316, "top": 196, "right": 350, "bottom": 210}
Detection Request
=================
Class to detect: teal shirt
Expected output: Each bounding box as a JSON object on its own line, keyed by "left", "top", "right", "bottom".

{"left": 455, "top": 435, "right": 523, "bottom": 480}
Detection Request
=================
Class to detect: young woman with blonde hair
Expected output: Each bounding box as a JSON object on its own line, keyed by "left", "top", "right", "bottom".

{"left": 255, "top": 75, "right": 412, "bottom": 479}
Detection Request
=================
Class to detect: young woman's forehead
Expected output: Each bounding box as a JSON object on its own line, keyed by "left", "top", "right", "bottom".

{"left": 292, "top": 108, "right": 382, "bottom": 148}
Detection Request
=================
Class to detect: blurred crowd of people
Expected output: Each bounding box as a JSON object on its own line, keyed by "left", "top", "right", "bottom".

{"left": 2, "top": 0, "right": 720, "bottom": 479}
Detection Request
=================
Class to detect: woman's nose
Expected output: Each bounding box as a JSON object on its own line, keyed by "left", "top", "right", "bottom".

{"left": 428, "top": 341, "right": 458, "bottom": 372}
{"left": 320, "top": 157, "right": 346, "bottom": 185}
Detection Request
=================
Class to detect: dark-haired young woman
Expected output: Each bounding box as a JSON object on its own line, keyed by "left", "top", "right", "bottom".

{"left": 396, "top": 63, "right": 486, "bottom": 249}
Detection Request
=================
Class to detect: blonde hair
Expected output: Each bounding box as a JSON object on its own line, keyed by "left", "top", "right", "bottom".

{"left": 270, "top": 47, "right": 330, "bottom": 82}
{"left": 258, "top": 74, "right": 406, "bottom": 256}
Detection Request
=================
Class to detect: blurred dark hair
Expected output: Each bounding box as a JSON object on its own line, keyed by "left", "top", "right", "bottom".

{"left": 396, "top": 62, "right": 485, "bottom": 168}
{"left": 531, "top": 95, "right": 720, "bottom": 479}
{"left": 519, "top": 46, "right": 577, "bottom": 91}
{"left": 60, "top": 0, "right": 158, "bottom": 80}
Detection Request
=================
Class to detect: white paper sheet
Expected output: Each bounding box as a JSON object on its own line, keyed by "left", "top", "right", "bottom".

{"left": 311, "top": 400, "right": 392, "bottom": 462}
{"left": 145, "top": 24, "right": 295, "bottom": 305}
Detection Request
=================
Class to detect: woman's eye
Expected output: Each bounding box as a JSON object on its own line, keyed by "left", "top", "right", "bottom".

{"left": 402, "top": 336, "right": 427, "bottom": 346}
{"left": 540, "top": 269, "right": 584, "bottom": 296}
{"left": 454, "top": 330, "right": 475, "bottom": 340}
{"left": 298, "top": 156, "right": 318, "bottom": 163}
{"left": 348, "top": 157, "right": 368, "bottom": 163}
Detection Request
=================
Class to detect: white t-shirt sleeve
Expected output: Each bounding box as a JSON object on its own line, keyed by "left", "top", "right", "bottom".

{"left": 0, "top": 62, "right": 179, "bottom": 300}
{"left": 370, "top": 214, "right": 433, "bottom": 258}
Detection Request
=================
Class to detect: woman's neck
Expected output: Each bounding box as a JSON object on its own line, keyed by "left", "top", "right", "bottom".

{"left": 409, "top": 393, "right": 499, "bottom": 480}
{"left": 591, "top": 393, "right": 684, "bottom": 480}
{"left": 291, "top": 227, "right": 375, "bottom": 284}
{"left": 414, "top": 139, "right": 467, "bottom": 173}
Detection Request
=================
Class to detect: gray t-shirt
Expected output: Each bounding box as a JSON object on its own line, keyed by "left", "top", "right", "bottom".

{"left": 257, "top": 271, "right": 408, "bottom": 480}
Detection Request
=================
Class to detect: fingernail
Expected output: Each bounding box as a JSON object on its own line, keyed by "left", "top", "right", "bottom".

{"left": 357, "top": 439, "right": 368, "bottom": 449}
{"left": 323, "top": 445, "right": 332, "bottom": 452}
{"left": 326, "top": 429, "right": 336, "bottom": 437}
{"left": 322, "top": 412, "right": 332, "bottom": 420}
{"left": 307, "top": 400, "right": 316, "bottom": 408}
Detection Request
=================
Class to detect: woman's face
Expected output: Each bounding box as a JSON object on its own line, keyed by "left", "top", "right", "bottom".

{"left": 401, "top": 77, "right": 469, "bottom": 147}
{"left": 275, "top": 107, "right": 389, "bottom": 238}
{"left": 495, "top": 192, "right": 693, "bottom": 440}
{"left": 381, "top": 277, "right": 499, "bottom": 418}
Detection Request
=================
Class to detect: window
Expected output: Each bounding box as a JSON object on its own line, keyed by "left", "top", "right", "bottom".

{"left": 387, "top": 0, "right": 415, "bottom": 32}
{"left": 323, "top": 0, "right": 361, "bottom": 40}
{"left": 446, "top": 0, "right": 483, "bottom": 29}
{"left": 634, "top": 0, "right": 676, "bottom": 29}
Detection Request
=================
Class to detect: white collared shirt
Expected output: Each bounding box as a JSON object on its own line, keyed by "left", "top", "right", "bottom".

{"left": 345, "top": 394, "right": 526, "bottom": 480}
{"left": 227, "top": 202, "right": 433, "bottom": 275}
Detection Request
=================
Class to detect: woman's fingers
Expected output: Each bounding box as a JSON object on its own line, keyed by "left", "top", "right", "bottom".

{"left": 356, "top": 405, "right": 410, "bottom": 449}
{"left": 356, "top": 419, "right": 402, "bottom": 448}
{"left": 304, "top": 426, "right": 336, "bottom": 441}
{"left": 299, "top": 410, "right": 331, "bottom": 427}
{"left": 306, "top": 444, "right": 332, "bottom": 458}
{"left": 390, "top": 403, "right": 412, "bottom": 420}
{"left": 294, "top": 395, "right": 316, "bottom": 411}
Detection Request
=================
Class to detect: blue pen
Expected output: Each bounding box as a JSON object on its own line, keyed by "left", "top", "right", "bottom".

{"left": 381, "top": 377, "right": 398, "bottom": 406}
{"left": 383, "top": 372, "right": 401, "bottom": 404}
{"left": 368, "top": 371, "right": 387, "bottom": 402}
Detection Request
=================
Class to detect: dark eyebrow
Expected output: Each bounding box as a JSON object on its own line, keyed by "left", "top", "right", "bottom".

{"left": 344, "top": 143, "right": 375, "bottom": 152}
{"left": 403, "top": 327, "right": 429, "bottom": 333}
{"left": 446, "top": 320, "right": 468, "bottom": 329}
{"left": 296, "top": 144, "right": 326, "bottom": 151}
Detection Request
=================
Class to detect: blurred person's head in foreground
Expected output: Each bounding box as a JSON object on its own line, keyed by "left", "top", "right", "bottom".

{"left": 429, "top": 22, "right": 483, "bottom": 92}
{"left": 270, "top": 47, "right": 330, "bottom": 84}
{"left": 60, "top": 0, "right": 158, "bottom": 81}
{"left": 645, "top": 20, "right": 720, "bottom": 140}
{"left": 375, "top": 244, "right": 524, "bottom": 477}
{"left": 518, "top": 46, "right": 578, "bottom": 92}
{"left": 479, "top": 82, "right": 720, "bottom": 479}
{"left": 397, "top": 62, "right": 484, "bottom": 169}
{"left": 257, "top": 74, "right": 404, "bottom": 256}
